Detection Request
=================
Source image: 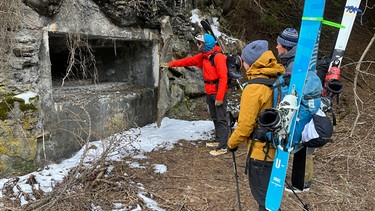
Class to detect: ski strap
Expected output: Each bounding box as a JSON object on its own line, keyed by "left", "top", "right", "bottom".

{"left": 245, "top": 127, "right": 274, "bottom": 175}
{"left": 245, "top": 134, "right": 256, "bottom": 175}
{"left": 302, "top": 17, "right": 345, "bottom": 28}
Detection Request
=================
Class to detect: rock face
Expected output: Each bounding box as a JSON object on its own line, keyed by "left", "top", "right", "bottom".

{"left": 0, "top": 0, "right": 242, "bottom": 177}
{"left": 91, "top": 0, "right": 172, "bottom": 28}
{"left": 23, "top": 0, "right": 63, "bottom": 16}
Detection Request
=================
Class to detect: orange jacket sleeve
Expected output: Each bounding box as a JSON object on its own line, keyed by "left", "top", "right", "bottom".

{"left": 168, "top": 54, "right": 203, "bottom": 69}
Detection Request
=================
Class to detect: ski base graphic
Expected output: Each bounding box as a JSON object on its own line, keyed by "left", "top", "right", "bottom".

{"left": 266, "top": 148, "right": 290, "bottom": 210}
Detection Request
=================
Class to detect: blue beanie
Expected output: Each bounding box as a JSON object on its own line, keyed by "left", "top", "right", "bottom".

{"left": 277, "top": 28, "right": 299, "bottom": 48}
{"left": 241, "top": 40, "right": 268, "bottom": 65}
{"left": 203, "top": 34, "right": 216, "bottom": 52}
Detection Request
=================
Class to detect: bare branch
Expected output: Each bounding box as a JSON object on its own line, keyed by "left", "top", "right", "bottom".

{"left": 350, "top": 32, "right": 375, "bottom": 136}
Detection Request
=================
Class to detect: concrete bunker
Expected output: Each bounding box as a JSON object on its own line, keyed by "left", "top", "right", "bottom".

{"left": 0, "top": 0, "right": 164, "bottom": 176}
{"left": 43, "top": 32, "right": 159, "bottom": 162}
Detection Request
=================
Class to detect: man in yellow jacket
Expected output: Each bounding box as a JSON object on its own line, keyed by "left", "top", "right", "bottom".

{"left": 227, "top": 40, "right": 285, "bottom": 211}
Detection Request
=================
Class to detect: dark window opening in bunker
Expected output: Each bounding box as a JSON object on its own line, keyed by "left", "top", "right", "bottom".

{"left": 49, "top": 33, "right": 155, "bottom": 88}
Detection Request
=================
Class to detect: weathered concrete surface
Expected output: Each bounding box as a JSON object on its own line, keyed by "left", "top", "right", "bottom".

{"left": 0, "top": 0, "right": 161, "bottom": 177}
{"left": 44, "top": 84, "right": 157, "bottom": 162}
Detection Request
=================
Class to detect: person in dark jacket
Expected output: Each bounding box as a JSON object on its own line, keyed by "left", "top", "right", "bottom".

{"left": 163, "top": 34, "right": 229, "bottom": 156}
{"left": 276, "top": 28, "right": 314, "bottom": 193}
{"left": 227, "top": 40, "right": 285, "bottom": 210}
{"left": 276, "top": 27, "right": 299, "bottom": 73}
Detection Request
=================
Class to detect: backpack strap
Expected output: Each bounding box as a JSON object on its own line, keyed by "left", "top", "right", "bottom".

{"left": 245, "top": 126, "right": 273, "bottom": 175}
{"left": 327, "top": 107, "right": 337, "bottom": 126}
{"left": 321, "top": 96, "right": 337, "bottom": 126}
{"left": 273, "top": 74, "right": 291, "bottom": 89}
{"left": 244, "top": 74, "right": 290, "bottom": 90}
{"left": 273, "top": 74, "right": 291, "bottom": 105}
{"left": 209, "top": 51, "right": 219, "bottom": 67}
{"left": 243, "top": 78, "right": 275, "bottom": 90}
{"left": 245, "top": 131, "right": 257, "bottom": 175}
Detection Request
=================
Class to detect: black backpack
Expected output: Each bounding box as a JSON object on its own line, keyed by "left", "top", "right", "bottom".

{"left": 301, "top": 110, "right": 333, "bottom": 147}
{"left": 209, "top": 52, "right": 242, "bottom": 82}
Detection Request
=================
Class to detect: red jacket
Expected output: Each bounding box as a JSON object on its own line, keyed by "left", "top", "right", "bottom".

{"left": 168, "top": 45, "right": 228, "bottom": 101}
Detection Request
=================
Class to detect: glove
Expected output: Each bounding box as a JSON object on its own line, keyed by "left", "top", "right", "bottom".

{"left": 215, "top": 100, "right": 223, "bottom": 107}
{"left": 228, "top": 146, "right": 238, "bottom": 152}
{"left": 160, "top": 62, "right": 169, "bottom": 69}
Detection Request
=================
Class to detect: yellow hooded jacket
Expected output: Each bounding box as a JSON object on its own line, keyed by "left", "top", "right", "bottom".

{"left": 227, "top": 50, "right": 285, "bottom": 161}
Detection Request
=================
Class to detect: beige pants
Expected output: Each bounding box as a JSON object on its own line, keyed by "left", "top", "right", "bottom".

{"left": 305, "top": 153, "right": 313, "bottom": 182}
{"left": 291, "top": 147, "right": 314, "bottom": 183}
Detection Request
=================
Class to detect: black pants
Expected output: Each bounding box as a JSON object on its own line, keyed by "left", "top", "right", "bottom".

{"left": 206, "top": 94, "right": 228, "bottom": 149}
{"left": 247, "top": 158, "right": 278, "bottom": 211}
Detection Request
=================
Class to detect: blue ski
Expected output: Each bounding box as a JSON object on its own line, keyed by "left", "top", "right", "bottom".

{"left": 265, "top": 0, "right": 326, "bottom": 210}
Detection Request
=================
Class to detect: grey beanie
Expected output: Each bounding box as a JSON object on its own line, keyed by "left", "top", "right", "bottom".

{"left": 277, "top": 28, "right": 299, "bottom": 48}
{"left": 241, "top": 40, "right": 268, "bottom": 65}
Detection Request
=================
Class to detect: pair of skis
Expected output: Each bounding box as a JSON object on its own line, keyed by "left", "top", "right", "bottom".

{"left": 291, "top": 0, "right": 363, "bottom": 194}
{"left": 268, "top": 0, "right": 362, "bottom": 210}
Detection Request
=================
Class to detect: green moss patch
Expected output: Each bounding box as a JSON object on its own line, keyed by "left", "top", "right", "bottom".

{"left": 0, "top": 101, "right": 11, "bottom": 121}
{"left": 0, "top": 94, "right": 38, "bottom": 121}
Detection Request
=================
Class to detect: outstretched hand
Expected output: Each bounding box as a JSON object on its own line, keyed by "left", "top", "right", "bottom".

{"left": 160, "top": 62, "right": 169, "bottom": 69}
{"left": 215, "top": 100, "right": 223, "bottom": 107}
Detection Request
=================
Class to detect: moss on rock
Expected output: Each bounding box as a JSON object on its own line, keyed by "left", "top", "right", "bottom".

{"left": 0, "top": 93, "right": 39, "bottom": 121}
{"left": 0, "top": 101, "right": 10, "bottom": 121}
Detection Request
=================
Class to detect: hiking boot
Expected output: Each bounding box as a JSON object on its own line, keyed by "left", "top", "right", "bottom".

{"left": 206, "top": 141, "right": 219, "bottom": 148}
{"left": 209, "top": 148, "right": 227, "bottom": 156}
{"left": 285, "top": 181, "right": 311, "bottom": 193}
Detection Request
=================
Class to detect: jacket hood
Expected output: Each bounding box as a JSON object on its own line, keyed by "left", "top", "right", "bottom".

{"left": 202, "top": 45, "right": 222, "bottom": 59}
{"left": 246, "top": 50, "right": 285, "bottom": 80}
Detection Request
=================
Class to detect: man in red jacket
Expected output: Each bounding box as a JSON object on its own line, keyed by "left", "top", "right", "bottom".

{"left": 165, "top": 34, "right": 229, "bottom": 156}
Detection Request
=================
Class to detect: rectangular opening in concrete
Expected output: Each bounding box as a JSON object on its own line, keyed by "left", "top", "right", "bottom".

{"left": 49, "top": 33, "right": 155, "bottom": 88}
{"left": 45, "top": 32, "right": 158, "bottom": 161}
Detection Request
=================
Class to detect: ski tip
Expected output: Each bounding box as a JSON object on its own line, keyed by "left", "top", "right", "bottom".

{"left": 200, "top": 19, "right": 217, "bottom": 40}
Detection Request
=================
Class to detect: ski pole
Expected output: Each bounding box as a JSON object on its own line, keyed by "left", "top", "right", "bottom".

{"left": 232, "top": 151, "right": 242, "bottom": 211}
{"left": 285, "top": 181, "right": 310, "bottom": 210}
